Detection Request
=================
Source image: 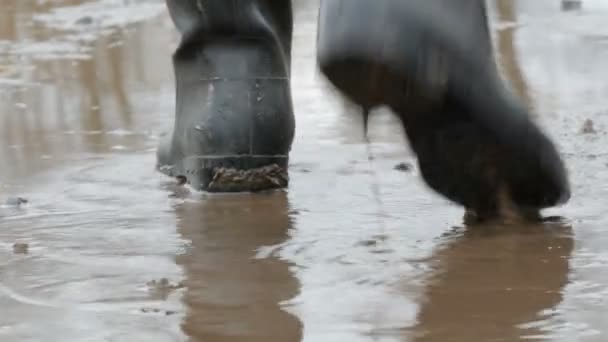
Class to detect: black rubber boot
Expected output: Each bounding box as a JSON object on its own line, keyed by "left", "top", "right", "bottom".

{"left": 157, "top": 0, "right": 295, "bottom": 192}
{"left": 317, "top": 0, "right": 570, "bottom": 219}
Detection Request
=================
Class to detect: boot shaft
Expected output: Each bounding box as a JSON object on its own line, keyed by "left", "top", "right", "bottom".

{"left": 317, "top": 0, "right": 496, "bottom": 109}
{"left": 166, "top": 0, "right": 293, "bottom": 71}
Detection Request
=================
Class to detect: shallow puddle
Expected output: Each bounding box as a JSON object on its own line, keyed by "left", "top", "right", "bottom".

{"left": 1, "top": 0, "right": 608, "bottom": 341}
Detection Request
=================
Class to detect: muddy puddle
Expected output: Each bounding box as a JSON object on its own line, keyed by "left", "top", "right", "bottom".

{"left": 1, "top": 0, "right": 608, "bottom": 341}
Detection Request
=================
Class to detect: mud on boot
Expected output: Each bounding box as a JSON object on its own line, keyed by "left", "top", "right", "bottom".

{"left": 157, "top": 0, "right": 295, "bottom": 192}
{"left": 402, "top": 100, "right": 556, "bottom": 224}
{"left": 317, "top": 0, "right": 570, "bottom": 217}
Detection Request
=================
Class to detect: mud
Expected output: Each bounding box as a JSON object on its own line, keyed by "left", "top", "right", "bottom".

{"left": 581, "top": 119, "right": 596, "bottom": 134}
{"left": 208, "top": 165, "right": 289, "bottom": 193}
{"left": 1, "top": 0, "right": 608, "bottom": 341}
{"left": 12, "top": 243, "right": 29, "bottom": 255}
{"left": 394, "top": 162, "right": 413, "bottom": 172}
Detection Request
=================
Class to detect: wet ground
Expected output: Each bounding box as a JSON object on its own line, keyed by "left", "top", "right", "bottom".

{"left": 1, "top": 0, "right": 608, "bottom": 341}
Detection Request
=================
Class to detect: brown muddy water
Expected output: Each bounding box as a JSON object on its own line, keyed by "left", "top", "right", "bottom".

{"left": 1, "top": 0, "right": 608, "bottom": 341}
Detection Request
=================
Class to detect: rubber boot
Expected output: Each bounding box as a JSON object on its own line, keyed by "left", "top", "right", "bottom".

{"left": 317, "top": 0, "right": 570, "bottom": 219}
{"left": 157, "top": 0, "right": 295, "bottom": 192}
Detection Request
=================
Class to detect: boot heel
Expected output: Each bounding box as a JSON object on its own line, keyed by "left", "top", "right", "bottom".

{"left": 158, "top": 1, "right": 295, "bottom": 192}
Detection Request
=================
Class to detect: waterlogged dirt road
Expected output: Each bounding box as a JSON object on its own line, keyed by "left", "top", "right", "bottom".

{"left": 1, "top": 0, "right": 608, "bottom": 341}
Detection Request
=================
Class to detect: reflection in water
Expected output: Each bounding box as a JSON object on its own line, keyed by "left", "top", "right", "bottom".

{"left": 174, "top": 192, "right": 303, "bottom": 342}
{"left": 78, "top": 53, "right": 106, "bottom": 152}
{"left": 403, "top": 6, "right": 576, "bottom": 338}
{"left": 412, "top": 222, "right": 573, "bottom": 341}
{"left": 0, "top": 0, "right": 173, "bottom": 183}
{"left": 108, "top": 36, "right": 133, "bottom": 126}
{"left": 495, "top": 0, "right": 533, "bottom": 109}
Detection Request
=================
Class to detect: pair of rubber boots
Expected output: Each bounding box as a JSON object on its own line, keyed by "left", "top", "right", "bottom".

{"left": 156, "top": 0, "right": 570, "bottom": 220}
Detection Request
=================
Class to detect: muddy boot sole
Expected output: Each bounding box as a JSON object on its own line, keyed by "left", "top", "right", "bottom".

{"left": 158, "top": 155, "right": 289, "bottom": 192}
